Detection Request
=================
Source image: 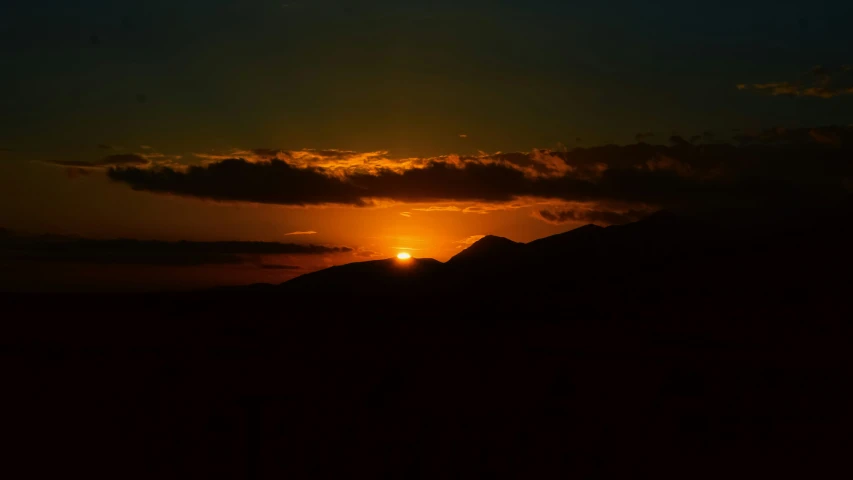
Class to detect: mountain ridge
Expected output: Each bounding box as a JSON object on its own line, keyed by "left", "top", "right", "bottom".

{"left": 268, "top": 203, "right": 853, "bottom": 295}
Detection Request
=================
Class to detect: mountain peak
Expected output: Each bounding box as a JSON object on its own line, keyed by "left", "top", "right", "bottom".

{"left": 569, "top": 224, "right": 604, "bottom": 234}
{"left": 447, "top": 235, "right": 522, "bottom": 265}
{"left": 474, "top": 234, "right": 517, "bottom": 246}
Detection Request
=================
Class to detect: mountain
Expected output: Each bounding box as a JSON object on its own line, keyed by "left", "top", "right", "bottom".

{"left": 446, "top": 235, "right": 523, "bottom": 267}
{"left": 279, "top": 203, "right": 853, "bottom": 297}
{"left": 10, "top": 203, "right": 853, "bottom": 480}
{"left": 284, "top": 257, "right": 444, "bottom": 292}
{"left": 525, "top": 223, "right": 603, "bottom": 253}
{"left": 277, "top": 210, "right": 712, "bottom": 292}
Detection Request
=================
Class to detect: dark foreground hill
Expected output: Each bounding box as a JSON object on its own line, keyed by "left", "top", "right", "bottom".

{"left": 3, "top": 202, "right": 853, "bottom": 478}
{"left": 285, "top": 257, "right": 444, "bottom": 291}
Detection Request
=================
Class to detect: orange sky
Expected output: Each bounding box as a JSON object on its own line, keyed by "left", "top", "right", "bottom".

{"left": 0, "top": 158, "right": 588, "bottom": 290}
{"left": 3, "top": 127, "right": 853, "bottom": 291}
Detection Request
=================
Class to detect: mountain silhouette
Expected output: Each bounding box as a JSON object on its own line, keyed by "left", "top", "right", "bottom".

{"left": 446, "top": 235, "right": 524, "bottom": 266}
{"left": 525, "top": 223, "right": 603, "bottom": 253}
{"left": 277, "top": 202, "right": 853, "bottom": 297}
{"left": 285, "top": 257, "right": 444, "bottom": 292}
{"left": 6, "top": 200, "right": 853, "bottom": 479}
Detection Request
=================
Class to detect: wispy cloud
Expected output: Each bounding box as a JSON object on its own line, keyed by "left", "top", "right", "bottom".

{"left": 412, "top": 206, "right": 462, "bottom": 212}
{"left": 455, "top": 235, "right": 488, "bottom": 248}
{"left": 355, "top": 248, "right": 381, "bottom": 258}
{"left": 458, "top": 235, "right": 486, "bottom": 246}
{"left": 43, "top": 154, "right": 149, "bottom": 169}
{"left": 284, "top": 231, "right": 317, "bottom": 236}
{"left": 0, "top": 230, "right": 351, "bottom": 267}
{"left": 738, "top": 65, "right": 853, "bottom": 99}
{"left": 534, "top": 202, "right": 652, "bottom": 226}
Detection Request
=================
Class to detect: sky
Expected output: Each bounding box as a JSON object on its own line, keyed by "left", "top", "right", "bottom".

{"left": 1, "top": 0, "right": 852, "bottom": 290}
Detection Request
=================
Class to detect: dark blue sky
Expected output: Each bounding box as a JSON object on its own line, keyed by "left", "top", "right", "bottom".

{"left": 2, "top": 0, "right": 851, "bottom": 159}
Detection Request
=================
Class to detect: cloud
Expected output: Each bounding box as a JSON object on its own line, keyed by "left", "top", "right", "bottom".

{"left": 535, "top": 204, "right": 651, "bottom": 226}
{"left": 732, "top": 125, "right": 851, "bottom": 146}
{"left": 412, "top": 206, "right": 462, "bottom": 212}
{"left": 461, "top": 205, "right": 517, "bottom": 214}
{"left": 45, "top": 154, "right": 149, "bottom": 169}
{"left": 355, "top": 248, "right": 381, "bottom": 258}
{"left": 412, "top": 203, "right": 523, "bottom": 215}
{"left": 669, "top": 135, "right": 690, "bottom": 147}
{"left": 260, "top": 264, "right": 301, "bottom": 270}
{"left": 461, "top": 206, "right": 489, "bottom": 214}
{"left": 195, "top": 148, "right": 393, "bottom": 174}
{"left": 110, "top": 159, "right": 366, "bottom": 205}
{"left": 0, "top": 231, "right": 351, "bottom": 267}
{"left": 737, "top": 65, "right": 853, "bottom": 99}
{"left": 459, "top": 134, "right": 468, "bottom": 138}
{"left": 399, "top": 212, "right": 411, "bottom": 217}
{"left": 635, "top": 132, "right": 654, "bottom": 142}
{"left": 458, "top": 235, "right": 486, "bottom": 246}
{"left": 104, "top": 126, "right": 853, "bottom": 215}
{"left": 97, "top": 144, "right": 114, "bottom": 150}
{"left": 644, "top": 155, "right": 692, "bottom": 176}
{"left": 284, "top": 231, "right": 317, "bottom": 236}
{"left": 65, "top": 167, "right": 93, "bottom": 179}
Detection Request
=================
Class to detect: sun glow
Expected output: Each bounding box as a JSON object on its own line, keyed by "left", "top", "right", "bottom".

{"left": 396, "top": 252, "right": 412, "bottom": 260}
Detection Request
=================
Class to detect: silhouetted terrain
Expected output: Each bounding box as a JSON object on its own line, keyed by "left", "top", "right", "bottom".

{"left": 3, "top": 201, "right": 853, "bottom": 478}
{"left": 281, "top": 200, "right": 853, "bottom": 298}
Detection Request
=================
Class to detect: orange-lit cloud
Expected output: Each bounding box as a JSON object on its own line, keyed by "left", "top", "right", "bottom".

{"left": 412, "top": 206, "right": 462, "bottom": 212}
{"left": 458, "top": 235, "right": 486, "bottom": 246}
{"left": 194, "top": 148, "right": 399, "bottom": 175}
{"left": 355, "top": 248, "right": 381, "bottom": 258}
{"left": 284, "top": 231, "right": 318, "bottom": 235}
{"left": 103, "top": 125, "right": 853, "bottom": 218}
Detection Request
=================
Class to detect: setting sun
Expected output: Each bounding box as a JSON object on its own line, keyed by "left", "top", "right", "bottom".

{"left": 396, "top": 252, "right": 412, "bottom": 260}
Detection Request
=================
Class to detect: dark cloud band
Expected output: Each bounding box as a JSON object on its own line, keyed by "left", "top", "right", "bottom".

{"left": 46, "top": 154, "right": 149, "bottom": 169}
{"left": 105, "top": 126, "right": 853, "bottom": 213}
{"left": 0, "top": 231, "right": 351, "bottom": 267}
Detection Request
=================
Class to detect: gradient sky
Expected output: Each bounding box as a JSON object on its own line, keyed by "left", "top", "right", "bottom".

{"left": 2, "top": 0, "right": 852, "bottom": 290}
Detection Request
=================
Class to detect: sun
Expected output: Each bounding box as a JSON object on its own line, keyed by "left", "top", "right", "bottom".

{"left": 396, "top": 252, "right": 412, "bottom": 260}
